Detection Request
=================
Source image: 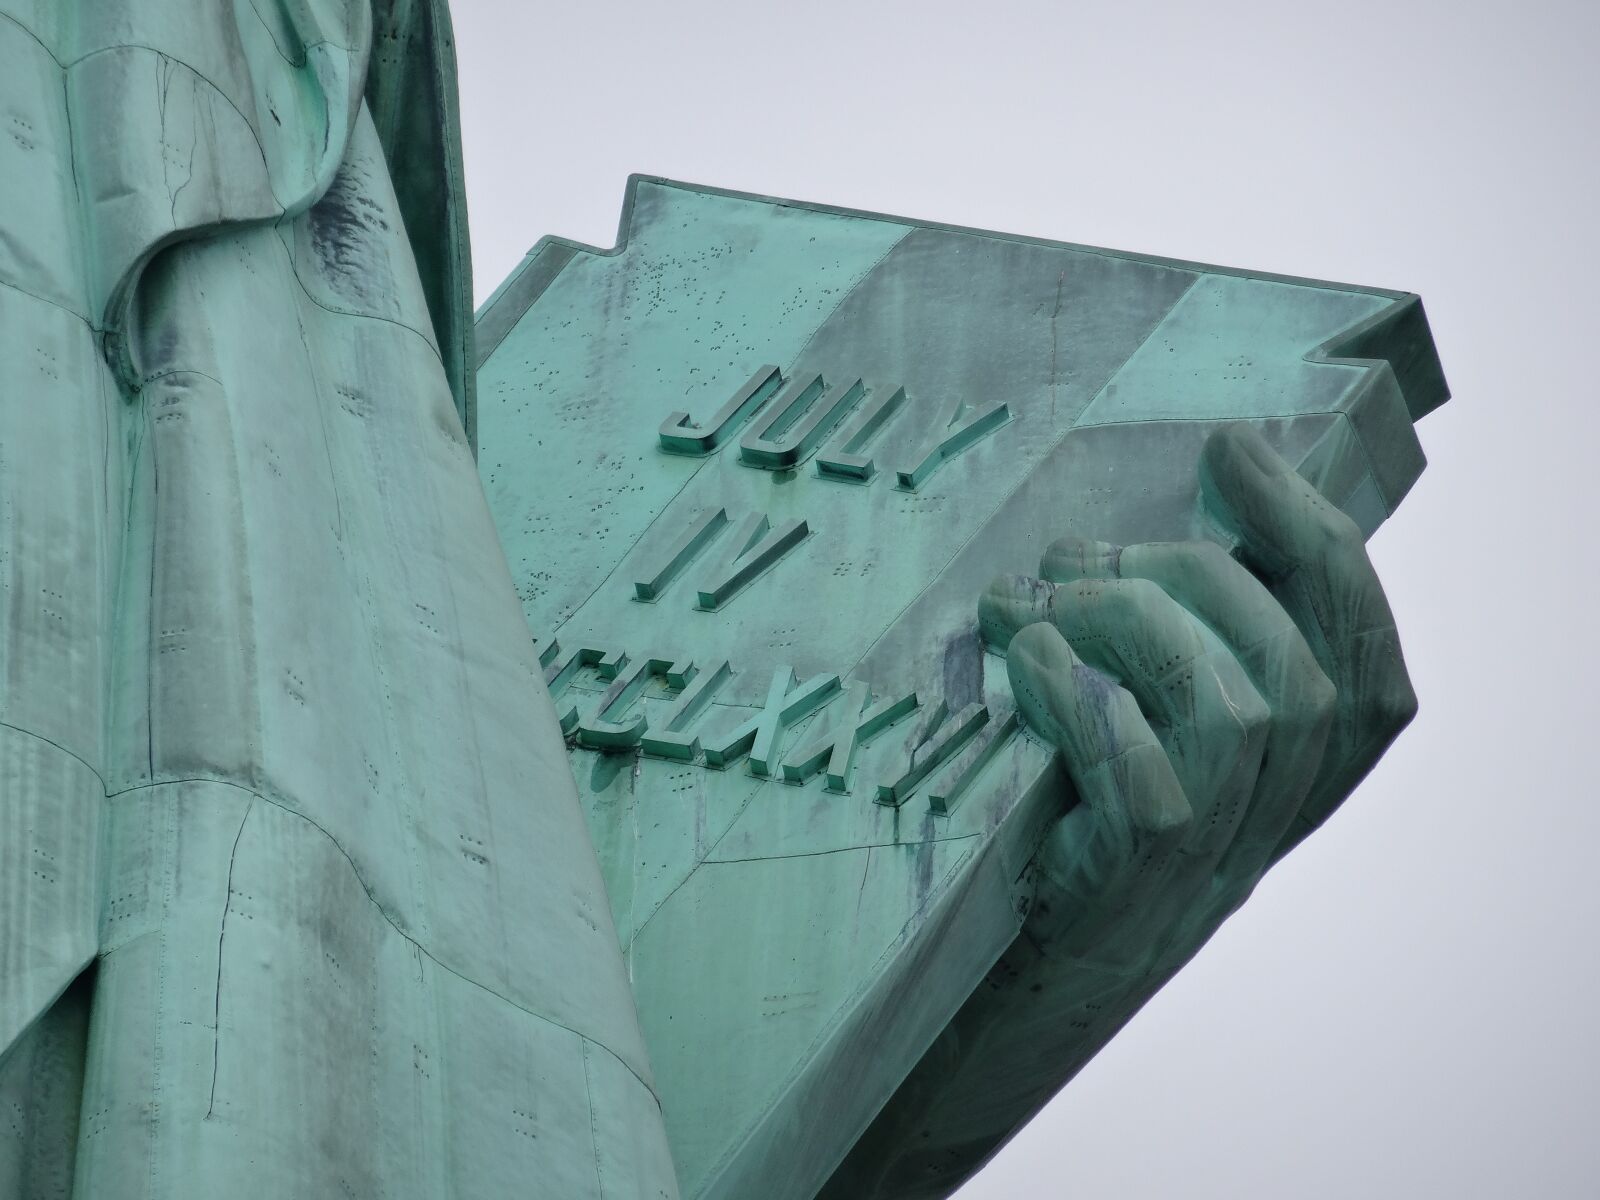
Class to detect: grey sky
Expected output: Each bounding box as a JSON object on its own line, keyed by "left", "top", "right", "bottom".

{"left": 450, "top": 1, "right": 1598, "bottom": 1194}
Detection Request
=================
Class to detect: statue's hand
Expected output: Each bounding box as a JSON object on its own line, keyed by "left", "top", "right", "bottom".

{"left": 979, "top": 421, "right": 1417, "bottom": 991}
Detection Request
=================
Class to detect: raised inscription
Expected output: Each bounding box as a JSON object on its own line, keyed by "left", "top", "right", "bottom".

{"left": 537, "top": 637, "right": 1023, "bottom": 814}
{"left": 657, "top": 366, "right": 1009, "bottom": 489}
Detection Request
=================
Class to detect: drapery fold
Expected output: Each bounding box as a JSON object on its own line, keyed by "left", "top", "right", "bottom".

{"left": 2, "top": 3, "right": 673, "bottom": 1195}
{"left": 56, "top": 0, "right": 473, "bottom": 436}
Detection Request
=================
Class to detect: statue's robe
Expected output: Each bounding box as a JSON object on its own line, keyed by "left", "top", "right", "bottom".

{"left": 0, "top": 2, "right": 677, "bottom": 1195}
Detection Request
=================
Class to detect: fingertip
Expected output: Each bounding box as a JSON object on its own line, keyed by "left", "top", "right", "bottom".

{"left": 1006, "top": 621, "right": 1080, "bottom": 747}
{"left": 979, "top": 574, "right": 1057, "bottom": 653}
{"left": 1200, "top": 423, "right": 1285, "bottom": 521}
{"left": 1207, "top": 422, "right": 1291, "bottom": 478}
{"left": 1200, "top": 425, "right": 1317, "bottom": 579}
{"left": 1007, "top": 619, "right": 1076, "bottom": 681}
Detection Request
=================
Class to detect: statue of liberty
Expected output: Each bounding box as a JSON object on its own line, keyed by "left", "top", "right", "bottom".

{"left": 0, "top": 3, "right": 1437, "bottom": 1197}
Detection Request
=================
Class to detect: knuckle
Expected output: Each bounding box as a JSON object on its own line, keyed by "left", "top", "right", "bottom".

{"left": 1284, "top": 654, "right": 1339, "bottom": 733}
{"left": 1368, "top": 675, "right": 1420, "bottom": 738}
{"left": 1353, "top": 628, "right": 1418, "bottom": 738}
{"left": 979, "top": 573, "right": 1055, "bottom": 650}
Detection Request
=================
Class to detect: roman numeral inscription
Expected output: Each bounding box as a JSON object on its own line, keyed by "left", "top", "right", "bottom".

{"left": 781, "top": 681, "right": 921, "bottom": 793}
{"left": 926, "top": 709, "right": 1021, "bottom": 816}
{"left": 702, "top": 668, "right": 842, "bottom": 775}
{"left": 542, "top": 640, "right": 627, "bottom": 734}
{"left": 697, "top": 513, "right": 809, "bottom": 610}
{"left": 632, "top": 507, "right": 728, "bottom": 601}
{"left": 875, "top": 701, "right": 989, "bottom": 807}
{"left": 632, "top": 506, "right": 809, "bottom": 611}
{"left": 657, "top": 366, "right": 1010, "bottom": 490}
{"left": 575, "top": 655, "right": 696, "bottom": 750}
{"left": 640, "top": 659, "right": 731, "bottom": 761}
{"left": 540, "top": 643, "right": 1023, "bottom": 813}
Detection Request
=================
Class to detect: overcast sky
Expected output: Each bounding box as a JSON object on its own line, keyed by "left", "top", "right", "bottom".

{"left": 450, "top": 2, "right": 1598, "bottom": 1195}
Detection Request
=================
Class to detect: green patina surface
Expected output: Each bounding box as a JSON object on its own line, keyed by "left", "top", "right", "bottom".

{"left": 0, "top": 1, "right": 1444, "bottom": 1197}
{"left": 475, "top": 177, "right": 1444, "bottom": 1199}
{"left": 0, "top": 3, "right": 674, "bottom": 1197}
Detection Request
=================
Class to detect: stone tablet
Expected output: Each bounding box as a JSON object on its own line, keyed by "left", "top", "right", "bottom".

{"left": 475, "top": 176, "right": 1446, "bottom": 1199}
